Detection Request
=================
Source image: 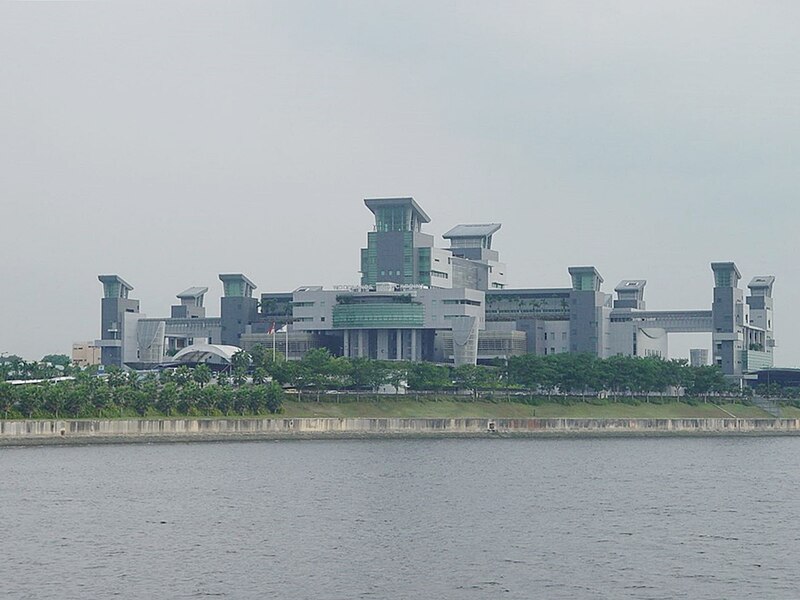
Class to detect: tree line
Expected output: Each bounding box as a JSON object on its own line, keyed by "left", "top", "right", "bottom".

{"left": 0, "top": 366, "right": 285, "bottom": 420}
{"left": 0, "top": 346, "right": 766, "bottom": 421}
{"left": 242, "top": 346, "right": 736, "bottom": 399}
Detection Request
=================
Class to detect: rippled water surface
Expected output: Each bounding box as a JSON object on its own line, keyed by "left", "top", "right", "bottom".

{"left": 2, "top": 437, "right": 799, "bottom": 599}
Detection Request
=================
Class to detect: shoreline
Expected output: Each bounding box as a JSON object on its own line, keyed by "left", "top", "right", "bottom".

{"left": 2, "top": 416, "right": 800, "bottom": 446}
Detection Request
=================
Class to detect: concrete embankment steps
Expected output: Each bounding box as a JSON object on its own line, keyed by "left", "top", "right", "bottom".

{"left": 2, "top": 417, "right": 800, "bottom": 445}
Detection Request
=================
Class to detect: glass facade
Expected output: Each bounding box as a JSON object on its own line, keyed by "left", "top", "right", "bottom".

{"left": 572, "top": 274, "right": 597, "bottom": 291}
{"left": 103, "top": 281, "right": 120, "bottom": 299}
{"left": 223, "top": 280, "right": 244, "bottom": 297}
{"left": 333, "top": 303, "right": 424, "bottom": 328}
{"left": 360, "top": 234, "right": 378, "bottom": 285}
{"left": 714, "top": 270, "right": 732, "bottom": 288}
{"left": 417, "top": 247, "right": 431, "bottom": 286}
{"left": 375, "top": 206, "right": 410, "bottom": 232}
{"left": 403, "top": 232, "right": 414, "bottom": 284}
{"left": 742, "top": 349, "right": 773, "bottom": 371}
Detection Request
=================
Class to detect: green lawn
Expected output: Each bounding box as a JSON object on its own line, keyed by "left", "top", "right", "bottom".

{"left": 278, "top": 398, "right": 775, "bottom": 419}
{"left": 777, "top": 405, "right": 800, "bottom": 418}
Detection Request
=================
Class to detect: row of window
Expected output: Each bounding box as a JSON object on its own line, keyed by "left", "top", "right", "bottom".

{"left": 442, "top": 299, "right": 481, "bottom": 306}
{"left": 543, "top": 331, "right": 568, "bottom": 341}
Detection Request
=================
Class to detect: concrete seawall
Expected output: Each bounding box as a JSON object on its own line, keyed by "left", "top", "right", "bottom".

{"left": 2, "top": 417, "right": 800, "bottom": 445}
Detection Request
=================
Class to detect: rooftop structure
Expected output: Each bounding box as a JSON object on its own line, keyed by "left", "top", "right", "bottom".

{"left": 748, "top": 276, "right": 775, "bottom": 296}
{"left": 219, "top": 274, "right": 256, "bottom": 298}
{"left": 569, "top": 266, "right": 604, "bottom": 292}
{"left": 614, "top": 280, "right": 647, "bottom": 310}
{"left": 177, "top": 287, "right": 208, "bottom": 304}
{"left": 711, "top": 262, "right": 742, "bottom": 288}
{"left": 98, "top": 275, "right": 133, "bottom": 299}
{"left": 443, "top": 223, "right": 502, "bottom": 248}
{"left": 364, "top": 197, "right": 431, "bottom": 231}
{"left": 172, "top": 287, "right": 209, "bottom": 320}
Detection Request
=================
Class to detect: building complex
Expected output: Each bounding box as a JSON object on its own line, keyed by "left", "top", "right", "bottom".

{"left": 96, "top": 197, "right": 776, "bottom": 379}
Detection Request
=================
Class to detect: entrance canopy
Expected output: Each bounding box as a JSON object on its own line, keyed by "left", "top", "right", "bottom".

{"left": 172, "top": 344, "right": 241, "bottom": 365}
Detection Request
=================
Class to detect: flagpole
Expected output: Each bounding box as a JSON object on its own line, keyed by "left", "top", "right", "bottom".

{"left": 285, "top": 323, "right": 289, "bottom": 361}
{"left": 271, "top": 322, "right": 276, "bottom": 361}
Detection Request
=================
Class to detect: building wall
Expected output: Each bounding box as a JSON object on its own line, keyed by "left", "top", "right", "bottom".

{"left": 220, "top": 296, "right": 259, "bottom": 346}
{"left": 72, "top": 342, "right": 101, "bottom": 367}
{"left": 712, "top": 286, "right": 744, "bottom": 375}
{"left": 569, "top": 290, "right": 611, "bottom": 357}
{"left": 290, "top": 285, "right": 484, "bottom": 365}
{"left": 99, "top": 297, "right": 140, "bottom": 367}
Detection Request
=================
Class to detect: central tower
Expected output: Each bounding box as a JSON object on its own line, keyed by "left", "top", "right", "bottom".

{"left": 360, "top": 197, "right": 435, "bottom": 287}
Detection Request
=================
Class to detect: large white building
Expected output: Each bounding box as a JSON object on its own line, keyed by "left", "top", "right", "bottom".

{"left": 97, "top": 197, "right": 776, "bottom": 379}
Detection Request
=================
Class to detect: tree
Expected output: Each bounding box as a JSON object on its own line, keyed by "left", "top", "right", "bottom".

{"left": 217, "top": 386, "right": 235, "bottom": 415}
{"left": 686, "top": 366, "right": 728, "bottom": 401}
{"left": 193, "top": 364, "right": 212, "bottom": 388}
{"left": 106, "top": 366, "right": 128, "bottom": 388}
{"left": 507, "top": 354, "right": 557, "bottom": 396}
{"left": 252, "top": 367, "right": 268, "bottom": 385}
{"left": 452, "top": 364, "right": 483, "bottom": 398}
{"left": 265, "top": 382, "right": 285, "bottom": 414}
{"left": 386, "top": 364, "right": 408, "bottom": 394}
{"left": 156, "top": 383, "right": 179, "bottom": 416}
{"left": 130, "top": 389, "right": 150, "bottom": 416}
{"left": 0, "top": 382, "right": 13, "bottom": 418}
{"left": 63, "top": 384, "right": 89, "bottom": 417}
{"left": 407, "top": 362, "right": 450, "bottom": 391}
{"left": 174, "top": 365, "right": 192, "bottom": 387}
{"left": 197, "top": 385, "right": 219, "bottom": 415}
{"left": 16, "top": 386, "right": 42, "bottom": 418}
{"left": 177, "top": 382, "right": 201, "bottom": 415}
{"left": 298, "top": 348, "right": 338, "bottom": 400}
{"left": 42, "top": 383, "right": 67, "bottom": 418}
{"left": 232, "top": 367, "right": 248, "bottom": 387}
{"left": 231, "top": 350, "right": 251, "bottom": 371}
{"left": 41, "top": 354, "right": 71, "bottom": 368}
{"left": 249, "top": 344, "right": 267, "bottom": 370}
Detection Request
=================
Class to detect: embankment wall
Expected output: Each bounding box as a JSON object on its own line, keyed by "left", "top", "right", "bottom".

{"left": 2, "top": 417, "right": 800, "bottom": 445}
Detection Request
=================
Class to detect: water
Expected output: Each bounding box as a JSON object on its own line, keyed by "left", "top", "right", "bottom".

{"left": 2, "top": 437, "right": 799, "bottom": 599}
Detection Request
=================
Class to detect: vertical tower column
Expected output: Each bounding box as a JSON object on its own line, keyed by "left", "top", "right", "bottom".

{"left": 711, "top": 262, "right": 744, "bottom": 377}
{"left": 97, "top": 275, "right": 139, "bottom": 368}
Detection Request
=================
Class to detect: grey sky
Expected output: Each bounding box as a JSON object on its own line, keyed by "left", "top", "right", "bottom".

{"left": 1, "top": 2, "right": 798, "bottom": 364}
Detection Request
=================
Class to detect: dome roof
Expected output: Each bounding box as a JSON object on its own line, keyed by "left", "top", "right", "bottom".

{"left": 172, "top": 344, "right": 242, "bottom": 364}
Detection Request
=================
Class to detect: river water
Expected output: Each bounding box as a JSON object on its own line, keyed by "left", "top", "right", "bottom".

{"left": 1, "top": 437, "right": 798, "bottom": 599}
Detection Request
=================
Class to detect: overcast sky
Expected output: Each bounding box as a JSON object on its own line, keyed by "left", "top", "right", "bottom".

{"left": 1, "top": 2, "right": 798, "bottom": 364}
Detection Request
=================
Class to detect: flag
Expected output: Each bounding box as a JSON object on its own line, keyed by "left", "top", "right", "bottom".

{"left": 268, "top": 322, "right": 276, "bottom": 335}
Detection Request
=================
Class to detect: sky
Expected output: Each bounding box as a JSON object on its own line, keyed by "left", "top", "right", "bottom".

{"left": 1, "top": 2, "right": 798, "bottom": 364}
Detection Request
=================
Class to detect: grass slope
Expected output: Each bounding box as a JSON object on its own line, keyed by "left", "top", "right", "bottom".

{"left": 279, "top": 399, "right": 773, "bottom": 419}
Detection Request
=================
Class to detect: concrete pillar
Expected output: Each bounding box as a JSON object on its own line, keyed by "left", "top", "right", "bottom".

{"left": 377, "top": 330, "right": 388, "bottom": 359}
{"left": 358, "top": 330, "right": 366, "bottom": 358}
{"left": 411, "top": 329, "right": 417, "bottom": 361}
{"left": 343, "top": 330, "right": 350, "bottom": 358}
{"left": 396, "top": 329, "right": 402, "bottom": 361}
